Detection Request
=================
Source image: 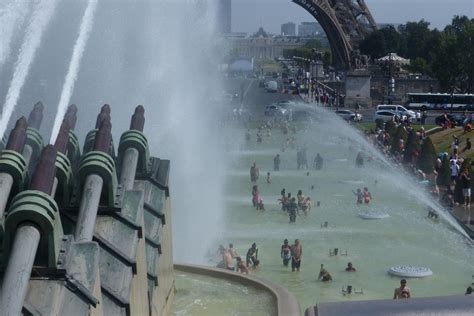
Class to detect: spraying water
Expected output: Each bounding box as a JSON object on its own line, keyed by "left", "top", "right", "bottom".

{"left": 303, "top": 106, "right": 470, "bottom": 238}
{"left": 0, "top": 0, "right": 57, "bottom": 139}
{"left": 50, "top": 0, "right": 98, "bottom": 144}
{"left": 0, "top": 0, "right": 30, "bottom": 68}
{"left": 140, "top": 1, "right": 226, "bottom": 264}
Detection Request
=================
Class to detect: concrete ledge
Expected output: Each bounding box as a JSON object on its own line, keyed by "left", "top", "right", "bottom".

{"left": 174, "top": 263, "right": 301, "bottom": 316}
{"left": 305, "top": 295, "right": 474, "bottom": 316}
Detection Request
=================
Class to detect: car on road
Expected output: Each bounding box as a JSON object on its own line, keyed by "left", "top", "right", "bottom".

{"left": 264, "top": 104, "right": 288, "bottom": 117}
{"left": 335, "top": 109, "right": 362, "bottom": 121}
{"left": 374, "top": 110, "right": 407, "bottom": 122}
{"left": 376, "top": 104, "right": 416, "bottom": 120}
{"left": 266, "top": 81, "right": 278, "bottom": 93}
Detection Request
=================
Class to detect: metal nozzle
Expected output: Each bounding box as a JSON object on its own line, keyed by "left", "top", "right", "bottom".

{"left": 6, "top": 117, "right": 27, "bottom": 153}
{"left": 27, "top": 102, "right": 44, "bottom": 130}
{"left": 95, "top": 104, "right": 111, "bottom": 128}
{"left": 54, "top": 120, "right": 70, "bottom": 154}
{"left": 94, "top": 117, "right": 112, "bottom": 153}
{"left": 29, "top": 145, "right": 57, "bottom": 195}
{"left": 130, "top": 105, "right": 145, "bottom": 132}
{"left": 64, "top": 104, "right": 78, "bottom": 130}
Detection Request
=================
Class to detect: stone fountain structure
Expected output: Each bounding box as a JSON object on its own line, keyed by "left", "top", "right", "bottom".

{"left": 0, "top": 103, "right": 174, "bottom": 316}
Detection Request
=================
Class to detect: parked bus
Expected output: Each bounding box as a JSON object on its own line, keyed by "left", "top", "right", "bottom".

{"left": 406, "top": 93, "right": 474, "bottom": 110}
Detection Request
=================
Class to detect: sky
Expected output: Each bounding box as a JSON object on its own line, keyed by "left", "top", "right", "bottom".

{"left": 232, "top": 0, "right": 474, "bottom": 34}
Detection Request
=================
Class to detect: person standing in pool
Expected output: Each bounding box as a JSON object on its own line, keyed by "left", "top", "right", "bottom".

{"left": 246, "top": 243, "right": 259, "bottom": 268}
{"left": 280, "top": 239, "right": 291, "bottom": 267}
{"left": 363, "top": 187, "right": 372, "bottom": 204}
{"left": 288, "top": 197, "right": 298, "bottom": 223}
{"left": 314, "top": 153, "right": 323, "bottom": 170}
{"left": 356, "top": 152, "right": 364, "bottom": 167}
{"left": 290, "top": 239, "right": 302, "bottom": 272}
{"left": 274, "top": 154, "right": 281, "bottom": 171}
{"left": 345, "top": 262, "right": 356, "bottom": 272}
{"left": 352, "top": 188, "right": 363, "bottom": 205}
{"left": 250, "top": 162, "right": 259, "bottom": 183}
{"left": 394, "top": 279, "right": 411, "bottom": 299}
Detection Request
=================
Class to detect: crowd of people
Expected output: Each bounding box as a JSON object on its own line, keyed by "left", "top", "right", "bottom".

{"left": 214, "top": 112, "right": 474, "bottom": 300}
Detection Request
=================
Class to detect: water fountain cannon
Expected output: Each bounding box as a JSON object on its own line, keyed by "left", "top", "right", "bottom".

{"left": 1, "top": 145, "right": 64, "bottom": 315}
{"left": 118, "top": 105, "right": 149, "bottom": 189}
{"left": 64, "top": 104, "right": 78, "bottom": 130}
{"left": 23, "top": 102, "right": 45, "bottom": 170}
{"left": 0, "top": 117, "right": 28, "bottom": 220}
{"left": 63, "top": 104, "right": 81, "bottom": 170}
{"left": 83, "top": 105, "right": 115, "bottom": 157}
{"left": 53, "top": 120, "right": 74, "bottom": 205}
{"left": 75, "top": 117, "right": 118, "bottom": 242}
{"left": 130, "top": 105, "right": 145, "bottom": 132}
{"left": 27, "top": 101, "right": 44, "bottom": 130}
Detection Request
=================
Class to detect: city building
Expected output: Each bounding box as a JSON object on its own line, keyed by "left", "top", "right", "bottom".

{"left": 227, "top": 27, "right": 305, "bottom": 61}
{"left": 216, "top": 0, "right": 231, "bottom": 33}
{"left": 281, "top": 22, "right": 296, "bottom": 36}
{"left": 298, "top": 22, "right": 322, "bottom": 37}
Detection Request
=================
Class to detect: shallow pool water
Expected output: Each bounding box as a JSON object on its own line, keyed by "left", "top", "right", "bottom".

{"left": 216, "top": 111, "right": 474, "bottom": 311}
{"left": 173, "top": 271, "right": 275, "bottom": 316}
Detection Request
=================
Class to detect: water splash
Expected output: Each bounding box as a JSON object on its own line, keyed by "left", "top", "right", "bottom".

{"left": 141, "top": 1, "right": 225, "bottom": 264}
{"left": 0, "top": 0, "right": 30, "bottom": 68}
{"left": 305, "top": 105, "right": 470, "bottom": 238}
{"left": 50, "top": 0, "right": 98, "bottom": 144}
{"left": 0, "top": 0, "right": 57, "bottom": 139}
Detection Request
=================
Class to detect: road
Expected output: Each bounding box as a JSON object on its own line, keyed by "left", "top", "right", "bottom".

{"left": 223, "top": 77, "right": 440, "bottom": 125}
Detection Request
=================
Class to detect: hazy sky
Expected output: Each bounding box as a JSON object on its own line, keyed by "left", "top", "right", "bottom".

{"left": 232, "top": 0, "right": 474, "bottom": 34}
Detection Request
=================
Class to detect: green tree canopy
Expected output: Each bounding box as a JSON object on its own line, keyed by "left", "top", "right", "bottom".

{"left": 437, "top": 155, "right": 451, "bottom": 187}
{"left": 384, "top": 120, "right": 397, "bottom": 137}
{"left": 391, "top": 126, "right": 408, "bottom": 154}
{"left": 403, "top": 130, "right": 421, "bottom": 163}
{"left": 417, "top": 137, "right": 437, "bottom": 174}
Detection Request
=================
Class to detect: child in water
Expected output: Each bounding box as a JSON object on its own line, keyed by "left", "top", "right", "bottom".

{"left": 363, "top": 187, "right": 372, "bottom": 204}
{"left": 352, "top": 188, "right": 363, "bottom": 205}
{"left": 266, "top": 172, "right": 271, "bottom": 184}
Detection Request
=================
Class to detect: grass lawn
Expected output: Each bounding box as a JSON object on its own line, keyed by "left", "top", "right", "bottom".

{"left": 429, "top": 126, "right": 474, "bottom": 160}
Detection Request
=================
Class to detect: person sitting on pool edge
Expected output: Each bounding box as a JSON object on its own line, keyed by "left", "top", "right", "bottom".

{"left": 345, "top": 262, "right": 356, "bottom": 272}
{"left": 236, "top": 257, "right": 249, "bottom": 274}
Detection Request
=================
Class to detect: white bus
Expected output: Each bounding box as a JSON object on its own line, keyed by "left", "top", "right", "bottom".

{"left": 406, "top": 93, "right": 474, "bottom": 110}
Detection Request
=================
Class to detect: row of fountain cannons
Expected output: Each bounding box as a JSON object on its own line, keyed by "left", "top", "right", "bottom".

{"left": 0, "top": 103, "right": 174, "bottom": 316}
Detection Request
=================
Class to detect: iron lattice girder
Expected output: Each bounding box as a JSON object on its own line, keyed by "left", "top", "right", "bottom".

{"left": 292, "top": 0, "right": 377, "bottom": 69}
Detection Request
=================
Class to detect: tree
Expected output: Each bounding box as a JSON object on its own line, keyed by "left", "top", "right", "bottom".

{"left": 391, "top": 125, "right": 408, "bottom": 154}
{"left": 384, "top": 120, "right": 396, "bottom": 137}
{"left": 403, "top": 130, "right": 420, "bottom": 163}
{"left": 323, "top": 51, "right": 332, "bottom": 67}
{"left": 417, "top": 137, "right": 437, "bottom": 174}
{"left": 304, "top": 39, "right": 323, "bottom": 50}
{"left": 360, "top": 30, "right": 387, "bottom": 59}
{"left": 432, "top": 16, "right": 474, "bottom": 92}
{"left": 407, "top": 57, "right": 430, "bottom": 75}
{"left": 437, "top": 155, "right": 451, "bottom": 187}
{"left": 398, "top": 20, "right": 433, "bottom": 60}
{"left": 375, "top": 119, "right": 384, "bottom": 130}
